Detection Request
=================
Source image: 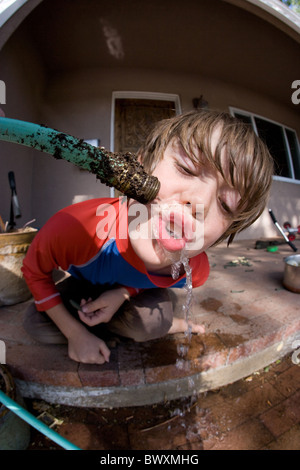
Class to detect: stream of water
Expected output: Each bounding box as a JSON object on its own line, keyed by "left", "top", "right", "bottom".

{"left": 171, "top": 251, "right": 194, "bottom": 371}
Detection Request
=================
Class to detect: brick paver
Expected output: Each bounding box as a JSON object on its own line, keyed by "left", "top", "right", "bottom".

{"left": 26, "top": 355, "right": 300, "bottom": 450}
{"left": 1, "top": 238, "right": 300, "bottom": 449}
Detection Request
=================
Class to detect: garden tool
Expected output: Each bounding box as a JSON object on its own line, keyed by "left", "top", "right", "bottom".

{"left": 268, "top": 209, "right": 298, "bottom": 252}
{"left": 7, "top": 171, "right": 21, "bottom": 231}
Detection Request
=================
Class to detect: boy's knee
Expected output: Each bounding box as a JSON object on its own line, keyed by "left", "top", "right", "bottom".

{"left": 130, "top": 302, "right": 173, "bottom": 342}
{"left": 107, "top": 288, "right": 174, "bottom": 342}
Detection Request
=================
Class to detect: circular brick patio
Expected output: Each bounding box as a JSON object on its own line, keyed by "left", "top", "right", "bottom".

{"left": 1, "top": 240, "right": 300, "bottom": 407}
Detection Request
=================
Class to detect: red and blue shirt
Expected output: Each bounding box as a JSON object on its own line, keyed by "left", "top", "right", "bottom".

{"left": 22, "top": 198, "right": 209, "bottom": 311}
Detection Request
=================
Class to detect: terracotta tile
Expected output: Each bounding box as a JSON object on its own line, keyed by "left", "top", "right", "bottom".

{"left": 58, "top": 422, "right": 129, "bottom": 450}
{"left": 145, "top": 363, "right": 191, "bottom": 384}
{"left": 78, "top": 349, "right": 120, "bottom": 387}
{"left": 119, "top": 368, "right": 145, "bottom": 386}
{"left": 194, "top": 348, "right": 228, "bottom": 370}
{"left": 117, "top": 342, "right": 143, "bottom": 369}
{"left": 227, "top": 341, "right": 254, "bottom": 363}
{"left": 207, "top": 382, "right": 285, "bottom": 433}
{"left": 270, "top": 368, "right": 300, "bottom": 397}
{"left": 266, "top": 424, "right": 300, "bottom": 450}
{"left": 260, "top": 392, "right": 300, "bottom": 438}
{"left": 6, "top": 342, "right": 81, "bottom": 387}
{"left": 210, "top": 418, "right": 274, "bottom": 450}
{"left": 128, "top": 416, "right": 190, "bottom": 450}
{"left": 140, "top": 337, "right": 181, "bottom": 369}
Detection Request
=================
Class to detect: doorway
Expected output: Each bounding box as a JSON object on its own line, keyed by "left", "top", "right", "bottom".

{"left": 111, "top": 91, "right": 181, "bottom": 153}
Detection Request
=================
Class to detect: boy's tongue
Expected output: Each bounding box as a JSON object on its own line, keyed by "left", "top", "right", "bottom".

{"left": 157, "top": 210, "right": 192, "bottom": 252}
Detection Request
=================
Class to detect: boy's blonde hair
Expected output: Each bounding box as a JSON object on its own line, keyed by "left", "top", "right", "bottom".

{"left": 139, "top": 110, "right": 274, "bottom": 245}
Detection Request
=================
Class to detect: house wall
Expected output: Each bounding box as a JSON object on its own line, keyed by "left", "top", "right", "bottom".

{"left": 0, "top": 12, "right": 299, "bottom": 240}
{"left": 0, "top": 27, "right": 44, "bottom": 228}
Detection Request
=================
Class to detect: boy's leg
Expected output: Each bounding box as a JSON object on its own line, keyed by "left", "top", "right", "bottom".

{"left": 106, "top": 288, "right": 173, "bottom": 342}
{"left": 23, "top": 303, "right": 68, "bottom": 344}
{"left": 23, "top": 278, "right": 174, "bottom": 344}
{"left": 23, "top": 276, "right": 103, "bottom": 344}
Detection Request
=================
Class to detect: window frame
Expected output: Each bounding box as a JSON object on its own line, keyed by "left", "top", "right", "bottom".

{"left": 229, "top": 107, "right": 300, "bottom": 185}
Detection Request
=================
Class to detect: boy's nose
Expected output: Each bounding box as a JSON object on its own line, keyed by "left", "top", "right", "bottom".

{"left": 179, "top": 187, "right": 215, "bottom": 219}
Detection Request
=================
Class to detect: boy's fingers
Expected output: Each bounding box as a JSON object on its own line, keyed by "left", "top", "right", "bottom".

{"left": 81, "top": 298, "right": 105, "bottom": 314}
{"left": 99, "top": 341, "right": 111, "bottom": 362}
{"left": 78, "top": 309, "right": 99, "bottom": 326}
{"left": 83, "top": 346, "right": 110, "bottom": 365}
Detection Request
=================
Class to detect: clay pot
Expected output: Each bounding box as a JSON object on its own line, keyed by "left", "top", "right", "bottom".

{"left": 0, "top": 229, "right": 37, "bottom": 306}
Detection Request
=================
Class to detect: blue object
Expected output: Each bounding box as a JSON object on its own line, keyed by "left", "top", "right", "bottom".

{"left": 0, "top": 390, "right": 81, "bottom": 450}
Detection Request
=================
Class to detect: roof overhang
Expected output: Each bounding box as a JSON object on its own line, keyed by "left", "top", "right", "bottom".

{"left": 224, "top": 0, "right": 300, "bottom": 42}
{"left": 0, "top": 0, "right": 299, "bottom": 51}
{"left": 0, "top": 0, "right": 43, "bottom": 49}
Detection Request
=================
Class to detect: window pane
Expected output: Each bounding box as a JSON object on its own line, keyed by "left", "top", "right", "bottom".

{"left": 234, "top": 113, "right": 252, "bottom": 125}
{"left": 286, "top": 129, "right": 300, "bottom": 180}
{"left": 254, "top": 117, "right": 291, "bottom": 178}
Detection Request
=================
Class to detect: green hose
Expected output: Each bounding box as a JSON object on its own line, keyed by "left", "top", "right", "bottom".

{"left": 0, "top": 117, "right": 160, "bottom": 204}
{"left": 0, "top": 389, "right": 81, "bottom": 450}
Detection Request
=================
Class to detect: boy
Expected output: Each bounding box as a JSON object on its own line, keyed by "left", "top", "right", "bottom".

{"left": 22, "top": 110, "right": 274, "bottom": 365}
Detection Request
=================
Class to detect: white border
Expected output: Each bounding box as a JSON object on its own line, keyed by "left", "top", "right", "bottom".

{"left": 244, "top": 0, "right": 300, "bottom": 33}
{"left": 229, "top": 106, "right": 300, "bottom": 185}
{"left": 0, "top": 0, "right": 28, "bottom": 28}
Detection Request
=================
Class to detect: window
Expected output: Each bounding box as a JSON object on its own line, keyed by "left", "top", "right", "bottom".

{"left": 230, "top": 108, "right": 300, "bottom": 182}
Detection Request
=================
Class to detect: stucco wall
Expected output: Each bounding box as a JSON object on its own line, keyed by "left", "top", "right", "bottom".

{"left": 0, "top": 28, "right": 44, "bottom": 228}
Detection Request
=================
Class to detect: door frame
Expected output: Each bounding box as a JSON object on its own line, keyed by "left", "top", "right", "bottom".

{"left": 110, "top": 91, "right": 182, "bottom": 152}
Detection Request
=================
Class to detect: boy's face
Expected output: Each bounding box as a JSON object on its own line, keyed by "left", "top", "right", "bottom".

{"left": 129, "top": 130, "right": 240, "bottom": 271}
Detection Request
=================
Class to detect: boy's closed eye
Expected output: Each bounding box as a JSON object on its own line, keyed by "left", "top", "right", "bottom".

{"left": 174, "top": 161, "right": 198, "bottom": 177}
{"left": 219, "top": 199, "right": 234, "bottom": 216}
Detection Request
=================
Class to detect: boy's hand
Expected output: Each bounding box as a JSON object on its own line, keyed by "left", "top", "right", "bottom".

{"left": 77, "top": 287, "right": 130, "bottom": 327}
{"left": 68, "top": 327, "right": 110, "bottom": 364}
{"left": 45, "top": 303, "right": 110, "bottom": 364}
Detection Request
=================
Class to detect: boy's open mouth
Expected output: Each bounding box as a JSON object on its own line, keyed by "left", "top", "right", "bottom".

{"left": 156, "top": 210, "right": 194, "bottom": 252}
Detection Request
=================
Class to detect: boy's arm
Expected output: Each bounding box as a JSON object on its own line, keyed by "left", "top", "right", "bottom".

{"left": 46, "top": 303, "right": 110, "bottom": 364}
{"left": 22, "top": 209, "right": 101, "bottom": 312}
{"left": 77, "top": 286, "right": 130, "bottom": 327}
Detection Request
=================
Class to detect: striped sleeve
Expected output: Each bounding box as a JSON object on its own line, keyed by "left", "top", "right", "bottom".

{"left": 21, "top": 205, "right": 101, "bottom": 311}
